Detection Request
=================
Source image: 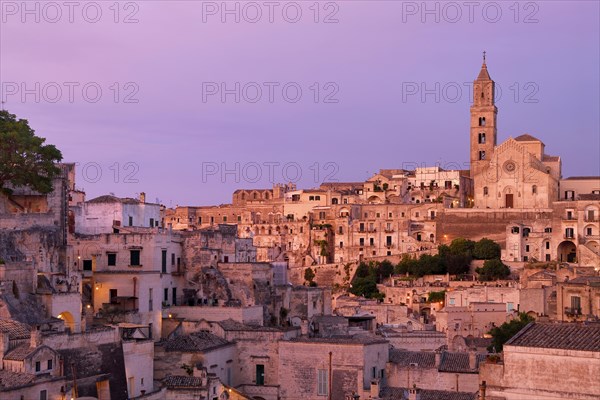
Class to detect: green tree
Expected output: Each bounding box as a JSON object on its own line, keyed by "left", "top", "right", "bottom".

{"left": 427, "top": 290, "right": 446, "bottom": 303}
{"left": 476, "top": 259, "right": 511, "bottom": 281}
{"left": 448, "top": 238, "right": 476, "bottom": 256}
{"left": 304, "top": 267, "right": 316, "bottom": 285}
{"left": 0, "top": 110, "right": 62, "bottom": 195}
{"left": 488, "top": 313, "right": 534, "bottom": 352}
{"left": 473, "top": 238, "right": 501, "bottom": 260}
{"left": 377, "top": 260, "right": 394, "bottom": 279}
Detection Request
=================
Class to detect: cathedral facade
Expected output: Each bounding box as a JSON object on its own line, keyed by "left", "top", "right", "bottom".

{"left": 470, "top": 58, "right": 561, "bottom": 210}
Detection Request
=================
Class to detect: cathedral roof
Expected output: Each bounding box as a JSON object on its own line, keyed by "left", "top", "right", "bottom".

{"left": 514, "top": 134, "right": 542, "bottom": 142}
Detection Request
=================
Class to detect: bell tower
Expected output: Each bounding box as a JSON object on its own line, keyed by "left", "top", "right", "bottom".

{"left": 470, "top": 52, "right": 497, "bottom": 178}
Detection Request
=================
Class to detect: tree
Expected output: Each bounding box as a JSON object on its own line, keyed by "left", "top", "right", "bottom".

{"left": 476, "top": 259, "right": 511, "bottom": 281}
{"left": 448, "top": 238, "right": 475, "bottom": 256}
{"left": 427, "top": 290, "right": 446, "bottom": 303}
{"left": 473, "top": 238, "right": 501, "bottom": 260}
{"left": 304, "top": 267, "right": 316, "bottom": 286}
{"left": 0, "top": 110, "right": 62, "bottom": 195}
{"left": 488, "top": 313, "right": 534, "bottom": 352}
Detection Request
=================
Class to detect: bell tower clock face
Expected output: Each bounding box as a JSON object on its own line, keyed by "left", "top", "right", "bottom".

{"left": 503, "top": 161, "right": 516, "bottom": 173}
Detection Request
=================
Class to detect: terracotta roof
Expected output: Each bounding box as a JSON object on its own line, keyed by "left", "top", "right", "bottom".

{"left": 439, "top": 352, "right": 486, "bottom": 373}
{"left": 389, "top": 349, "right": 435, "bottom": 368}
{"left": 506, "top": 323, "right": 600, "bottom": 351}
{"left": 514, "top": 134, "right": 542, "bottom": 142}
{"left": 0, "top": 319, "right": 31, "bottom": 340}
{"left": 389, "top": 349, "right": 486, "bottom": 372}
{"left": 563, "top": 176, "right": 600, "bottom": 180}
{"left": 542, "top": 155, "right": 560, "bottom": 162}
{"left": 3, "top": 344, "right": 35, "bottom": 361}
{"left": 162, "top": 331, "right": 231, "bottom": 352}
{"left": 381, "top": 387, "right": 477, "bottom": 400}
{"left": 578, "top": 194, "right": 600, "bottom": 201}
{"left": 464, "top": 337, "right": 493, "bottom": 349}
{"left": 476, "top": 63, "right": 491, "bottom": 81}
{"left": 0, "top": 369, "right": 36, "bottom": 390}
{"left": 164, "top": 375, "right": 204, "bottom": 388}
{"left": 565, "top": 276, "right": 600, "bottom": 285}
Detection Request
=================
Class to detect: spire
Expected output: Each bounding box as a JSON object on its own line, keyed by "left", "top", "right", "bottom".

{"left": 477, "top": 51, "right": 491, "bottom": 81}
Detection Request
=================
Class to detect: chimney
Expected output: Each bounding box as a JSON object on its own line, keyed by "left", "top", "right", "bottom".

{"left": 370, "top": 379, "right": 380, "bottom": 399}
{"left": 479, "top": 381, "right": 487, "bottom": 400}
{"left": 408, "top": 385, "right": 420, "bottom": 400}
{"left": 30, "top": 326, "right": 42, "bottom": 348}
{"left": 139, "top": 192, "right": 146, "bottom": 203}
{"left": 435, "top": 349, "right": 442, "bottom": 368}
{"left": 469, "top": 348, "right": 477, "bottom": 370}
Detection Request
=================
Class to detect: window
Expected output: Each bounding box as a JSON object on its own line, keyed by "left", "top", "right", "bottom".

{"left": 223, "top": 216, "right": 227, "bottom": 222}
{"left": 507, "top": 302, "right": 514, "bottom": 312}
{"left": 478, "top": 132, "right": 486, "bottom": 144}
{"left": 449, "top": 298, "right": 455, "bottom": 305}
{"left": 128, "top": 216, "right": 133, "bottom": 226}
{"left": 359, "top": 223, "right": 365, "bottom": 232}
{"left": 564, "top": 190, "right": 575, "bottom": 200}
{"left": 546, "top": 242, "right": 550, "bottom": 250}
{"left": 150, "top": 218, "right": 154, "bottom": 227}
{"left": 83, "top": 259, "right": 92, "bottom": 271}
{"left": 445, "top": 180, "right": 452, "bottom": 189}
{"left": 483, "top": 186, "right": 489, "bottom": 196}
{"left": 172, "top": 288, "right": 177, "bottom": 305}
{"left": 35, "top": 361, "right": 41, "bottom": 372}
{"left": 359, "top": 238, "right": 365, "bottom": 246}
{"left": 107, "top": 253, "right": 117, "bottom": 266}
{"left": 544, "top": 227, "right": 552, "bottom": 233}
{"left": 315, "top": 196, "right": 321, "bottom": 201}
{"left": 198, "top": 217, "right": 202, "bottom": 224}
{"left": 47, "top": 359, "right": 52, "bottom": 370}
{"left": 332, "top": 198, "right": 338, "bottom": 205}
{"left": 567, "top": 210, "right": 574, "bottom": 220}
{"left": 338, "top": 226, "right": 343, "bottom": 234}
{"left": 376, "top": 213, "right": 380, "bottom": 218}
{"left": 386, "top": 236, "right": 392, "bottom": 246}
{"left": 319, "top": 211, "right": 326, "bottom": 219}
{"left": 523, "top": 228, "right": 531, "bottom": 237}
{"left": 571, "top": 296, "right": 581, "bottom": 311}
{"left": 164, "top": 288, "right": 168, "bottom": 302}
{"left": 565, "top": 228, "right": 574, "bottom": 238}
{"left": 339, "top": 242, "right": 343, "bottom": 248}
{"left": 309, "top": 196, "right": 315, "bottom": 201}
{"left": 587, "top": 227, "right": 593, "bottom": 236}
{"left": 532, "top": 185, "right": 537, "bottom": 194}
{"left": 40, "top": 390, "right": 47, "bottom": 400}
{"left": 372, "top": 366, "right": 377, "bottom": 379}
{"left": 479, "top": 117, "right": 486, "bottom": 126}
{"left": 256, "top": 364, "right": 265, "bottom": 386}
{"left": 479, "top": 150, "right": 486, "bottom": 160}
{"left": 525, "top": 245, "right": 530, "bottom": 252}
{"left": 511, "top": 226, "right": 520, "bottom": 234}
{"left": 369, "top": 238, "right": 374, "bottom": 246}
{"left": 161, "top": 250, "right": 167, "bottom": 273}
{"left": 130, "top": 250, "right": 141, "bottom": 266}
{"left": 317, "top": 369, "right": 328, "bottom": 396}
{"left": 149, "top": 288, "right": 153, "bottom": 311}
{"left": 238, "top": 216, "right": 242, "bottom": 222}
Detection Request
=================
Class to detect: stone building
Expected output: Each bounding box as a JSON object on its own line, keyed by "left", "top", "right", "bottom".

{"left": 556, "top": 276, "right": 600, "bottom": 322}
{"left": 386, "top": 347, "right": 485, "bottom": 393}
{"left": 480, "top": 322, "right": 600, "bottom": 399}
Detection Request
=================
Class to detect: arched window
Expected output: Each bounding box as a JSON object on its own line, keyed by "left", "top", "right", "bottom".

{"left": 479, "top": 117, "right": 486, "bottom": 126}
{"left": 483, "top": 186, "right": 489, "bottom": 196}
{"left": 253, "top": 192, "right": 257, "bottom": 200}
{"left": 332, "top": 198, "right": 339, "bottom": 205}
{"left": 478, "top": 133, "right": 486, "bottom": 144}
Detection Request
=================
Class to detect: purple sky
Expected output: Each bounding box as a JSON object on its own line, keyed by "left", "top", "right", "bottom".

{"left": 1, "top": 1, "right": 599, "bottom": 206}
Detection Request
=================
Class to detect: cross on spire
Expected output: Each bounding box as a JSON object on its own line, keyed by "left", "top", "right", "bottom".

{"left": 483, "top": 51, "right": 487, "bottom": 64}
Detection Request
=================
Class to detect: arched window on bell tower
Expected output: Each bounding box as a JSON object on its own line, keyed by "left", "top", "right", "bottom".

{"left": 479, "top": 117, "right": 486, "bottom": 126}
{"left": 478, "top": 133, "right": 486, "bottom": 144}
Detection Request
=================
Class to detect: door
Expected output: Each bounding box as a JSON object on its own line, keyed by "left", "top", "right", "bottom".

{"left": 256, "top": 364, "right": 265, "bottom": 386}
{"left": 505, "top": 194, "right": 514, "bottom": 208}
{"left": 172, "top": 287, "right": 177, "bottom": 306}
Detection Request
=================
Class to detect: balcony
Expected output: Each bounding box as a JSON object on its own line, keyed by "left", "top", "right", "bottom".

{"left": 563, "top": 235, "right": 575, "bottom": 240}
{"left": 564, "top": 307, "right": 582, "bottom": 316}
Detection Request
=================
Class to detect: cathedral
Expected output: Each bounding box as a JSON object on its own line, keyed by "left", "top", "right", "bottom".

{"left": 470, "top": 56, "right": 561, "bottom": 209}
